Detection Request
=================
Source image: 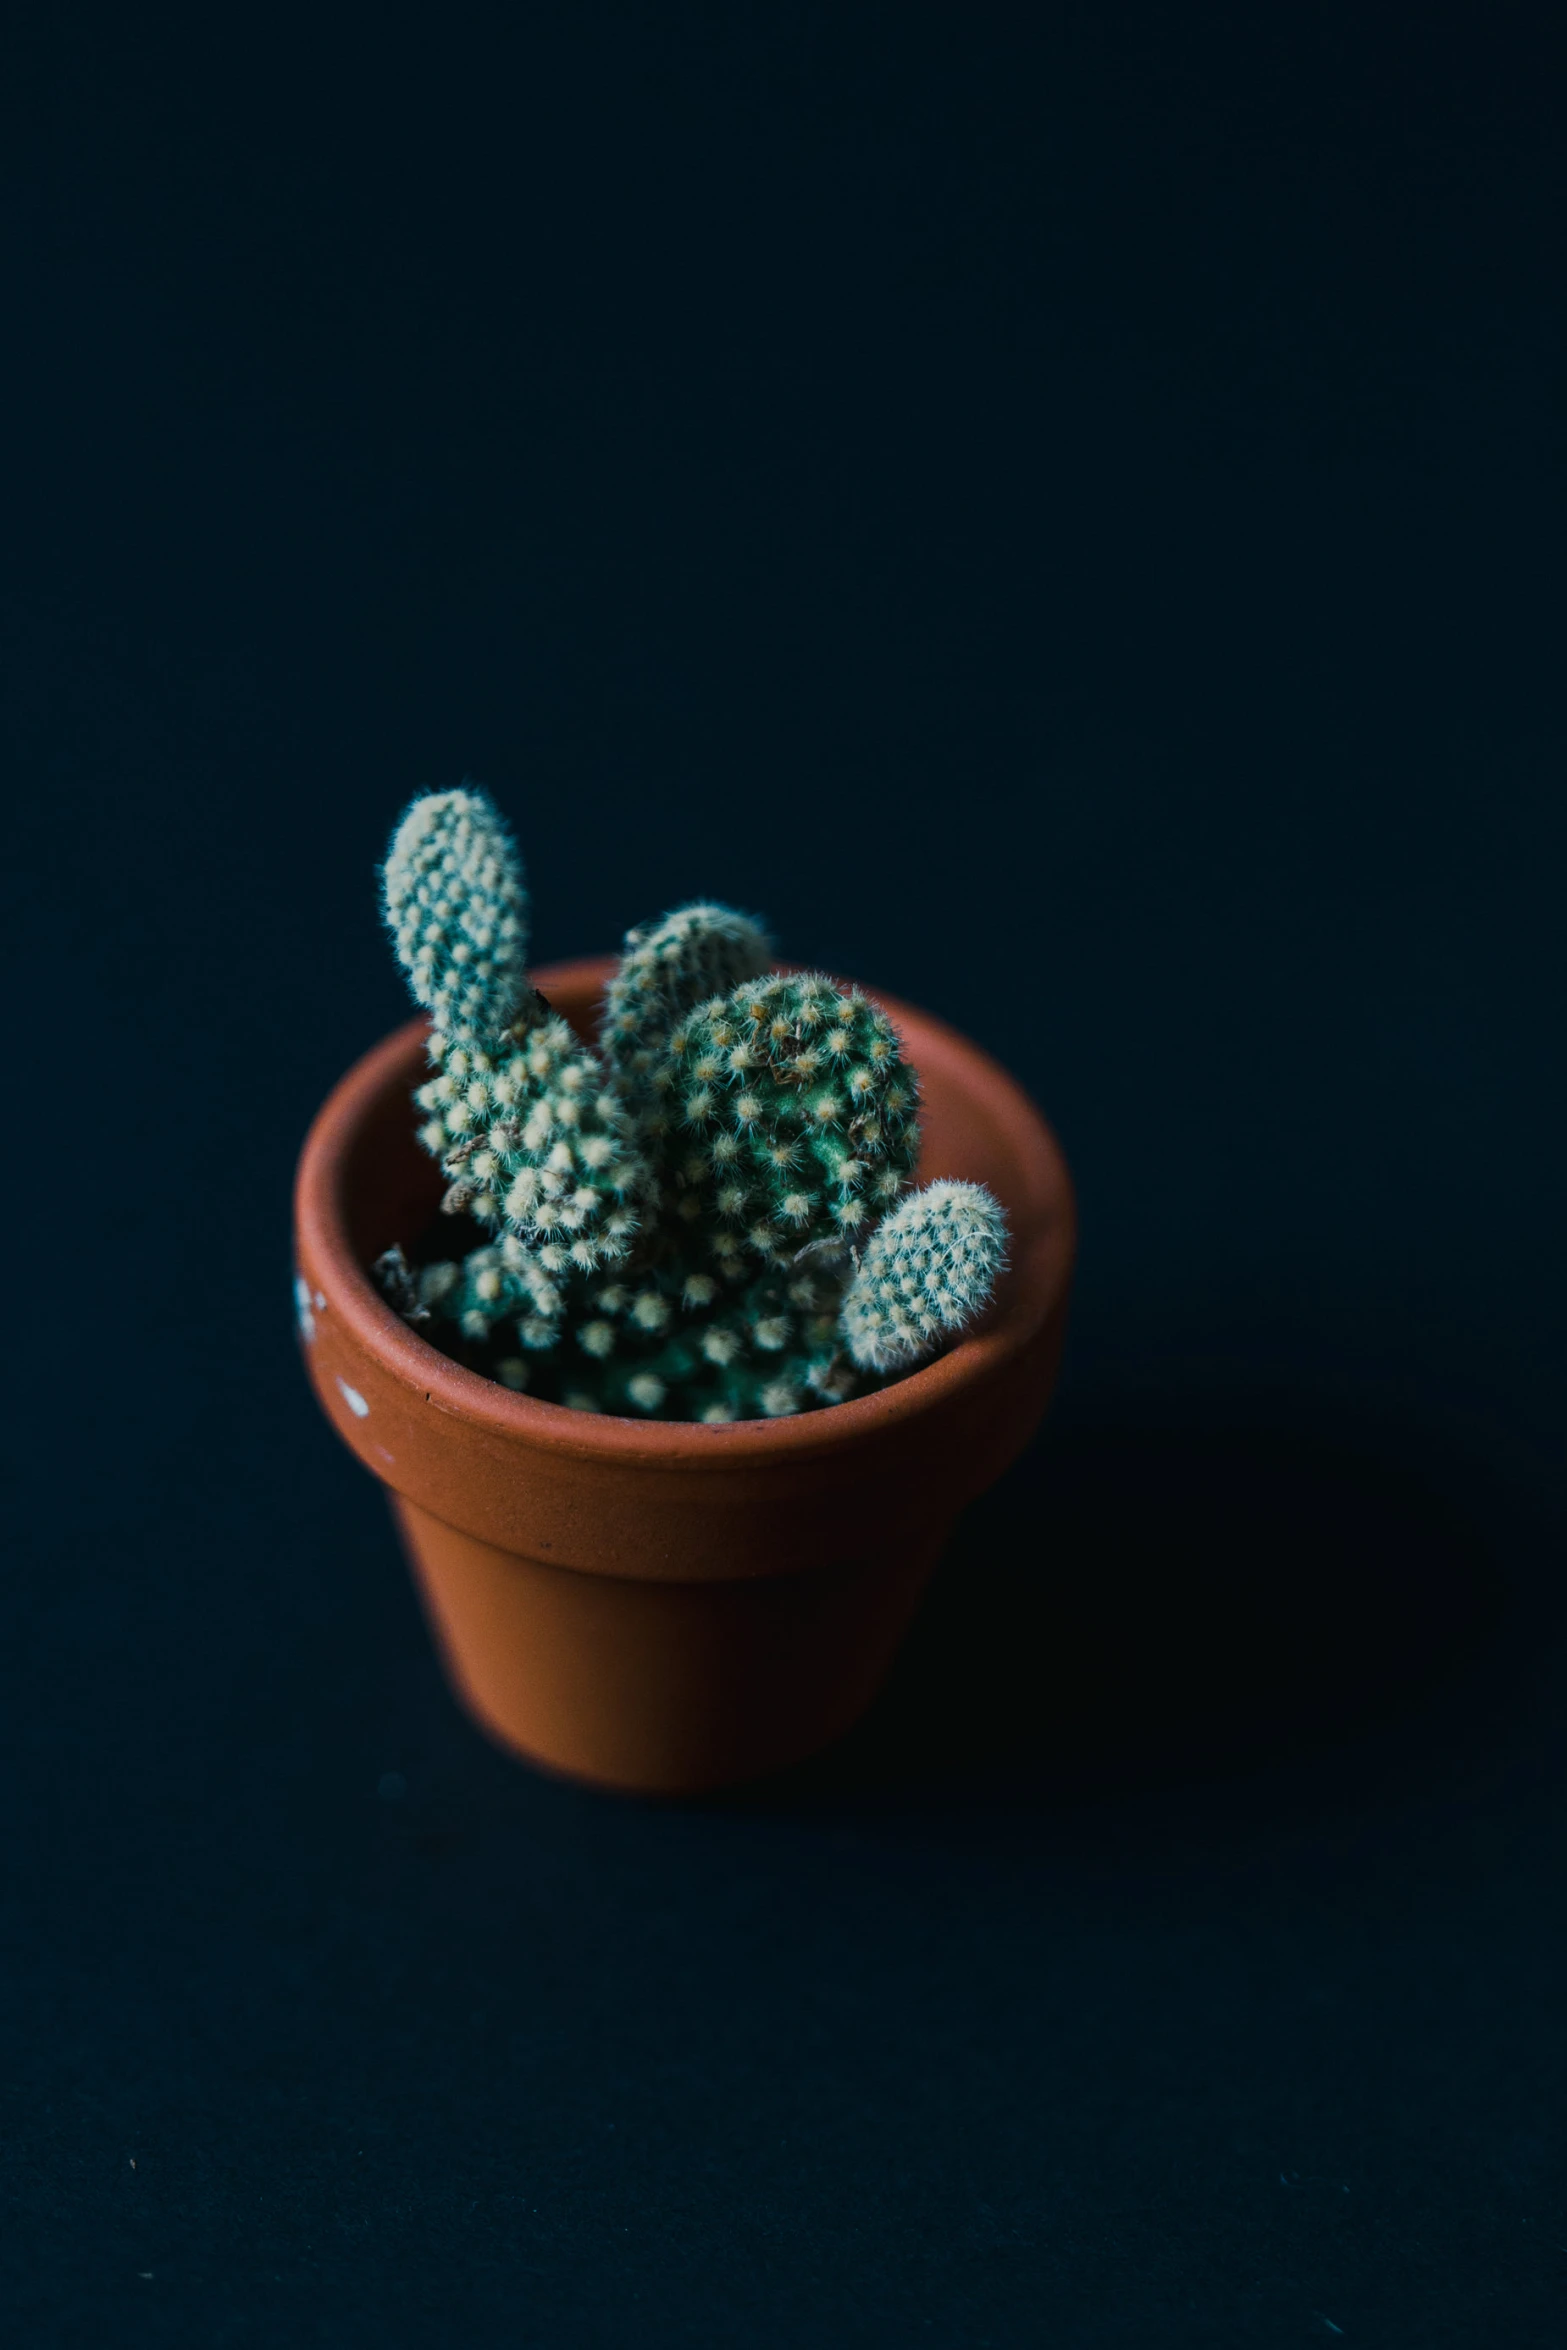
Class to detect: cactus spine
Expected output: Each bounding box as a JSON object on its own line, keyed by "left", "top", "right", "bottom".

{"left": 377, "top": 786, "right": 1005, "bottom": 1418}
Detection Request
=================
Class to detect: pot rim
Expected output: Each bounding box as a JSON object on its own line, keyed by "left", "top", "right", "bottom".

{"left": 294, "top": 956, "right": 1075, "bottom": 1469}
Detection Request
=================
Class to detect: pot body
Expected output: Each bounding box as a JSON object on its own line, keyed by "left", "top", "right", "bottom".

{"left": 294, "top": 960, "right": 1075, "bottom": 1793}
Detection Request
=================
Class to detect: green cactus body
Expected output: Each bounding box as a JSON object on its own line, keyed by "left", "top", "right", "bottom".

{"left": 411, "top": 1015, "right": 647, "bottom": 1273}
{"left": 382, "top": 788, "right": 529, "bottom": 1049}
{"left": 658, "top": 973, "right": 921, "bottom": 1283}
{"left": 377, "top": 787, "right": 1006, "bottom": 1421}
{"left": 546, "top": 1259, "right": 856, "bottom": 1422}
{"left": 384, "top": 791, "right": 652, "bottom": 1321}
{"left": 417, "top": 1237, "right": 566, "bottom": 1354}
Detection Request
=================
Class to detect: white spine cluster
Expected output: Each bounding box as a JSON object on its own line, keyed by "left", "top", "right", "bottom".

{"left": 384, "top": 788, "right": 653, "bottom": 1294}
{"left": 412, "top": 1015, "right": 646, "bottom": 1275}
{"left": 382, "top": 788, "right": 529, "bottom": 1048}
{"left": 840, "top": 1180, "right": 1008, "bottom": 1372}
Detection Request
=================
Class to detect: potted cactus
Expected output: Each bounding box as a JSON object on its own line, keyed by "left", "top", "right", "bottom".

{"left": 295, "top": 789, "right": 1075, "bottom": 1792}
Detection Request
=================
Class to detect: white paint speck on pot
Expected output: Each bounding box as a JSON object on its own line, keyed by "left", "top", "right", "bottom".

{"left": 336, "top": 1378, "right": 370, "bottom": 1418}
{"left": 294, "top": 1275, "right": 315, "bottom": 1342}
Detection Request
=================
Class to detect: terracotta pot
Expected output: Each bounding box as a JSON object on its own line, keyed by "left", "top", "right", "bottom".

{"left": 293, "top": 957, "right": 1075, "bottom": 1795}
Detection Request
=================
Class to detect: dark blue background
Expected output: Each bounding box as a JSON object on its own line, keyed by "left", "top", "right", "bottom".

{"left": 3, "top": 5, "right": 1563, "bottom": 2341}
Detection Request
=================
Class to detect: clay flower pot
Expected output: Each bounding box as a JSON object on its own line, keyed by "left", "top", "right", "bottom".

{"left": 294, "top": 957, "right": 1075, "bottom": 1795}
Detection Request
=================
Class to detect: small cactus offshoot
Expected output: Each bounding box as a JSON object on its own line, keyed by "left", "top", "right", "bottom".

{"left": 839, "top": 1181, "right": 1009, "bottom": 1371}
{"left": 375, "top": 785, "right": 1007, "bottom": 1419}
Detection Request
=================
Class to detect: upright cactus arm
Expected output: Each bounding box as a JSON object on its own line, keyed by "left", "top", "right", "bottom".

{"left": 840, "top": 1180, "right": 1008, "bottom": 1372}
{"left": 381, "top": 787, "right": 530, "bottom": 1051}
{"left": 383, "top": 788, "right": 652, "bottom": 1291}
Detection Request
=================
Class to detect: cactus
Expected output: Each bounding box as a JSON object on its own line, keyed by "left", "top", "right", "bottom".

{"left": 838, "top": 1181, "right": 1009, "bottom": 1371}
{"left": 603, "top": 902, "right": 773, "bottom": 1123}
{"left": 383, "top": 790, "right": 645, "bottom": 1325}
{"left": 382, "top": 789, "right": 529, "bottom": 1050}
{"left": 659, "top": 974, "right": 921, "bottom": 1273}
{"left": 375, "top": 785, "right": 1006, "bottom": 1419}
